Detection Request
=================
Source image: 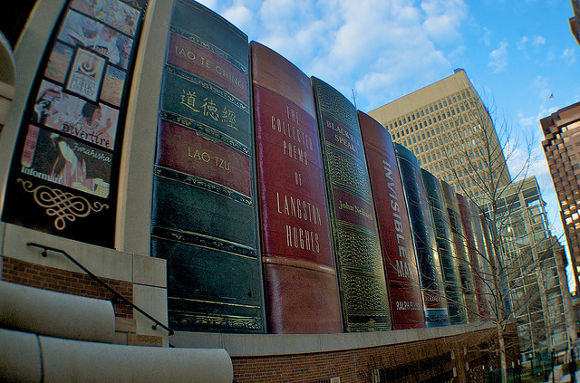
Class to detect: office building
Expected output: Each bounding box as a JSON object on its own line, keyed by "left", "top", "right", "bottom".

{"left": 541, "top": 102, "right": 580, "bottom": 296}
{"left": 368, "top": 69, "right": 510, "bottom": 199}
{"left": 571, "top": 0, "right": 580, "bottom": 46}
{"left": 495, "top": 177, "right": 574, "bottom": 360}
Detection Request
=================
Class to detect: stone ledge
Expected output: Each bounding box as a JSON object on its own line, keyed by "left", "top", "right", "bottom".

{"left": 171, "top": 322, "right": 495, "bottom": 357}
{"left": 128, "top": 334, "right": 163, "bottom": 347}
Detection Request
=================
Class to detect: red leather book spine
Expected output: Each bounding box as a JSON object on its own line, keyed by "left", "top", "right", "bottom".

{"left": 358, "top": 111, "right": 425, "bottom": 329}
{"left": 251, "top": 42, "right": 341, "bottom": 333}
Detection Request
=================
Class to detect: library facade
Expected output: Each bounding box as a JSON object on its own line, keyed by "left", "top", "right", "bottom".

{"left": 0, "top": 1, "right": 518, "bottom": 382}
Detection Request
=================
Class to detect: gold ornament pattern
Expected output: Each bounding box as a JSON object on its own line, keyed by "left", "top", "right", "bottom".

{"left": 18, "top": 179, "right": 108, "bottom": 230}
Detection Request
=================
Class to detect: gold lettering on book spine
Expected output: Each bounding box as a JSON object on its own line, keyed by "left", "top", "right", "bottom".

{"left": 18, "top": 179, "right": 108, "bottom": 230}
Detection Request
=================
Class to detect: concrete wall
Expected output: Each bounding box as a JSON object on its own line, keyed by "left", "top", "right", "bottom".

{"left": 0, "top": 223, "right": 169, "bottom": 346}
{"left": 0, "top": 328, "right": 233, "bottom": 383}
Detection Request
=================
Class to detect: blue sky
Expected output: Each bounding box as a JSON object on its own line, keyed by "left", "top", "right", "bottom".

{"left": 198, "top": 0, "right": 579, "bottom": 284}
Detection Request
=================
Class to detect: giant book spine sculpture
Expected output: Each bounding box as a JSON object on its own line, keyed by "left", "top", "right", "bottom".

{"left": 250, "top": 42, "right": 341, "bottom": 333}
{"left": 469, "top": 200, "right": 493, "bottom": 321}
{"left": 421, "top": 169, "right": 467, "bottom": 325}
{"left": 151, "top": 0, "right": 264, "bottom": 333}
{"left": 311, "top": 77, "right": 390, "bottom": 332}
{"left": 440, "top": 181, "right": 478, "bottom": 323}
{"left": 394, "top": 144, "right": 449, "bottom": 327}
{"left": 358, "top": 111, "right": 425, "bottom": 329}
{"left": 456, "top": 193, "right": 489, "bottom": 320}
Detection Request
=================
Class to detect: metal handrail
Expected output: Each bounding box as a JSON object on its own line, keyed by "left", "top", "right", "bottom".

{"left": 27, "top": 242, "right": 174, "bottom": 336}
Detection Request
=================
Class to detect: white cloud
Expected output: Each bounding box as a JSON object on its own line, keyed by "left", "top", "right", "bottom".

{"left": 533, "top": 75, "right": 549, "bottom": 94}
{"left": 222, "top": 4, "right": 254, "bottom": 31}
{"left": 517, "top": 36, "right": 528, "bottom": 51}
{"left": 421, "top": 0, "right": 467, "bottom": 44}
{"left": 517, "top": 112, "right": 536, "bottom": 129}
{"left": 213, "top": 0, "right": 467, "bottom": 110}
{"left": 256, "top": 0, "right": 338, "bottom": 69}
{"left": 309, "top": 0, "right": 465, "bottom": 108}
{"left": 488, "top": 41, "right": 508, "bottom": 72}
{"left": 480, "top": 27, "right": 492, "bottom": 47}
{"left": 561, "top": 48, "right": 577, "bottom": 64}
{"left": 532, "top": 35, "right": 546, "bottom": 46}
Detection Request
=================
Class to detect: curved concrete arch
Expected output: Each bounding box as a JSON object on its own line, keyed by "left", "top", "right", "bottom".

{"left": 0, "top": 32, "right": 15, "bottom": 86}
{"left": 0, "top": 328, "right": 233, "bottom": 383}
{"left": 0, "top": 281, "right": 116, "bottom": 343}
{"left": 0, "top": 31, "right": 15, "bottom": 135}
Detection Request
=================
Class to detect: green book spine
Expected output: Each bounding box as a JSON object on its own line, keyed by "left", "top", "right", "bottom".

{"left": 151, "top": 0, "right": 264, "bottom": 333}
{"left": 395, "top": 144, "right": 449, "bottom": 327}
{"left": 441, "top": 181, "right": 478, "bottom": 323}
{"left": 421, "top": 169, "right": 467, "bottom": 325}
{"left": 311, "top": 77, "right": 390, "bottom": 332}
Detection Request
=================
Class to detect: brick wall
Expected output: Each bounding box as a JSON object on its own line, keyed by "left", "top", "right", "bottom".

{"left": 2, "top": 256, "right": 133, "bottom": 318}
{"left": 232, "top": 328, "right": 518, "bottom": 383}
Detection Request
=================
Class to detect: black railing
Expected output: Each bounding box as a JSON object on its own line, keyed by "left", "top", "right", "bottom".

{"left": 27, "top": 242, "right": 174, "bottom": 336}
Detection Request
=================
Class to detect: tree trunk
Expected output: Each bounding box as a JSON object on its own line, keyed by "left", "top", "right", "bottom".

{"left": 497, "top": 322, "right": 508, "bottom": 383}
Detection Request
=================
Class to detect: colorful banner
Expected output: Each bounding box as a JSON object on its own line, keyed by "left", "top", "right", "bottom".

{"left": 2, "top": 0, "right": 148, "bottom": 246}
